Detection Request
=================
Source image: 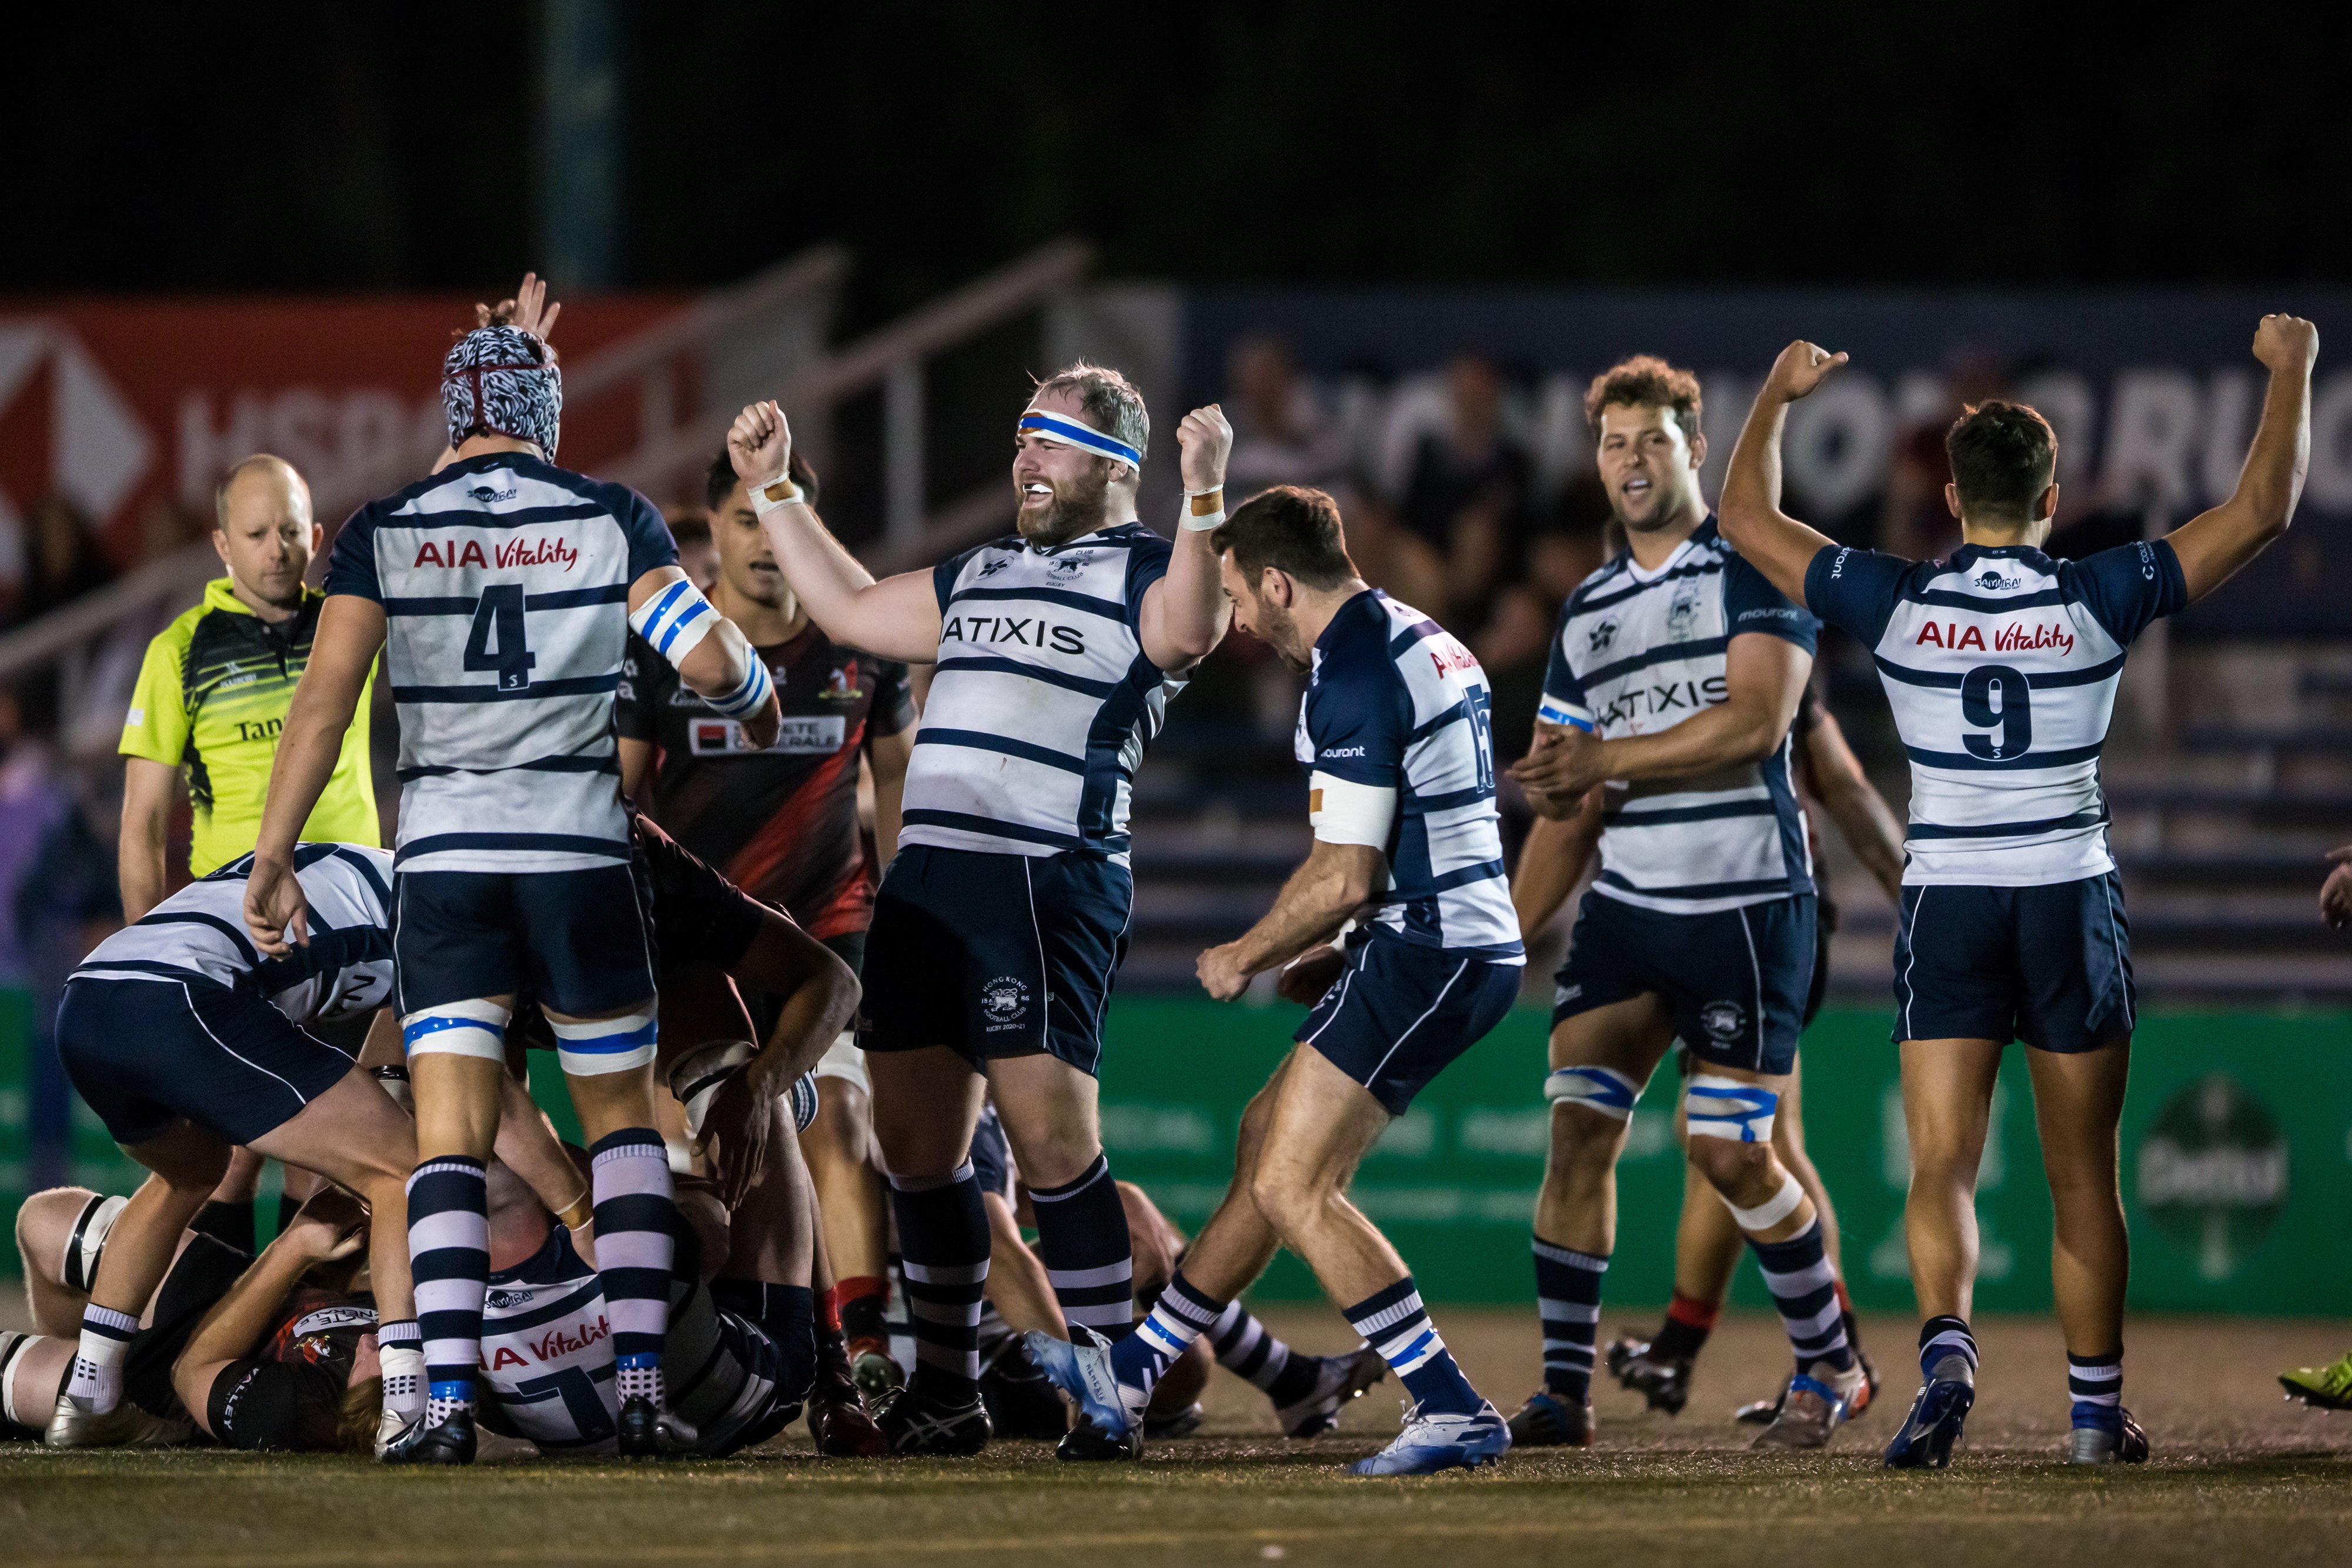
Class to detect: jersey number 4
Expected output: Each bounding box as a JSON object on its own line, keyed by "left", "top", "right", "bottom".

{"left": 1960, "top": 664, "right": 2033, "bottom": 761}
{"left": 465, "top": 585, "right": 537, "bottom": 691}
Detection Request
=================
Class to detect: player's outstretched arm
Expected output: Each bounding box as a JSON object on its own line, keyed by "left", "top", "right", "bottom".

{"left": 1509, "top": 633, "right": 1810, "bottom": 800}
{"left": 246, "top": 595, "right": 386, "bottom": 954}
{"left": 633, "top": 566, "right": 784, "bottom": 751}
{"left": 730, "top": 400, "right": 944, "bottom": 664}
{"left": 700, "top": 909, "right": 861, "bottom": 1209}
{"left": 1197, "top": 840, "right": 1385, "bottom": 1001}
{"left": 1718, "top": 341, "right": 1849, "bottom": 606}
{"left": 1139, "top": 404, "right": 1236, "bottom": 671}
{"left": 171, "top": 1188, "right": 368, "bottom": 1439}
{"left": 2166, "top": 315, "right": 2319, "bottom": 604}
{"left": 1511, "top": 786, "right": 1604, "bottom": 941}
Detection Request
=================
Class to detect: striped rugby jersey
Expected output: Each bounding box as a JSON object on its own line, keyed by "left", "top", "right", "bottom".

{"left": 1299, "top": 590, "right": 1523, "bottom": 961}
{"left": 72, "top": 842, "right": 395, "bottom": 1026}
{"left": 904, "top": 523, "right": 1182, "bottom": 863}
{"left": 1538, "top": 520, "right": 1820, "bottom": 914}
{"left": 1806, "top": 537, "right": 2186, "bottom": 885}
{"left": 324, "top": 453, "right": 676, "bottom": 874}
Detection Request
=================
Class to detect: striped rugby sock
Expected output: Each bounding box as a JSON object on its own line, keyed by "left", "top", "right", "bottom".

{"left": 888, "top": 1162, "right": 990, "bottom": 1405}
{"left": 1920, "top": 1314, "right": 1978, "bottom": 1380}
{"left": 1749, "top": 1219, "right": 1855, "bottom": 1373}
{"left": 65, "top": 1304, "right": 139, "bottom": 1414}
{"left": 1344, "top": 1276, "right": 1483, "bottom": 1417}
{"left": 1207, "top": 1297, "right": 1323, "bottom": 1407}
{"left": 409, "top": 1156, "right": 489, "bottom": 1420}
{"left": 590, "top": 1129, "right": 676, "bottom": 1407}
{"left": 1026, "top": 1155, "right": 1135, "bottom": 1341}
{"left": 1532, "top": 1236, "right": 1607, "bottom": 1400}
{"left": 2068, "top": 1349, "right": 2123, "bottom": 1432}
{"left": 1111, "top": 1269, "right": 1224, "bottom": 1393}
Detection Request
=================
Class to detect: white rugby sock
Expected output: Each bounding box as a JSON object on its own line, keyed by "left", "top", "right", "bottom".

{"left": 66, "top": 1305, "right": 139, "bottom": 1415}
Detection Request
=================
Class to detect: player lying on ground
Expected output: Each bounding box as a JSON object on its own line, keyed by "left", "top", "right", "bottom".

{"left": 1718, "top": 314, "right": 2319, "bottom": 1467}
{"left": 1034, "top": 487, "right": 1522, "bottom": 1475}
{"left": 45, "top": 844, "right": 420, "bottom": 1450}
{"left": 1505, "top": 358, "right": 1861, "bottom": 1451}
{"left": 248, "top": 290, "right": 783, "bottom": 1462}
{"left": 734, "top": 371, "right": 1231, "bottom": 1456}
{"left": 2280, "top": 844, "right": 2352, "bottom": 1411}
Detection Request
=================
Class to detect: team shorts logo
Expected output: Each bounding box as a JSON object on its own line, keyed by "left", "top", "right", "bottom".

{"left": 1699, "top": 999, "right": 1747, "bottom": 1043}
{"left": 981, "top": 976, "right": 1031, "bottom": 1028}
{"left": 1586, "top": 618, "right": 1620, "bottom": 655}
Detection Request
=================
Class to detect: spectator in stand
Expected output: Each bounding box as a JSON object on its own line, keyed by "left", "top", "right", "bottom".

{"left": 1225, "top": 337, "right": 1350, "bottom": 496}
{"left": 1398, "top": 356, "right": 1534, "bottom": 630}
{"left": 6, "top": 498, "right": 116, "bottom": 631}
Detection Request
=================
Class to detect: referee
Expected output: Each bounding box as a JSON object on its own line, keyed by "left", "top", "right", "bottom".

{"left": 118, "top": 454, "right": 380, "bottom": 922}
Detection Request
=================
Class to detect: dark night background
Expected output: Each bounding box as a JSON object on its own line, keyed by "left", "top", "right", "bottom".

{"left": 7, "top": 5, "right": 2347, "bottom": 317}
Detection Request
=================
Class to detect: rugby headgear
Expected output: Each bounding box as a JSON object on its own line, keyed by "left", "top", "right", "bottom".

{"left": 443, "top": 325, "right": 562, "bottom": 457}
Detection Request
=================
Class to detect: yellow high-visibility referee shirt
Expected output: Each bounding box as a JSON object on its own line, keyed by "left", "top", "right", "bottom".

{"left": 121, "top": 577, "right": 379, "bottom": 875}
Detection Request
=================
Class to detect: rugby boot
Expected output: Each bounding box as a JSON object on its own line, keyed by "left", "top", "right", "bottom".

{"left": 1274, "top": 1346, "right": 1389, "bottom": 1437}
{"left": 1606, "top": 1339, "right": 1693, "bottom": 1416}
{"left": 1143, "top": 1402, "right": 1204, "bottom": 1439}
{"left": 1026, "top": 1326, "right": 1145, "bottom": 1459}
{"left": 2067, "top": 1409, "right": 2150, "bottom": 1465}
{"left": 2279, "top": 1351, "right": 2352, "bottom": 1412}
{"left": 848, "top": 1336, "right": 905, "bottom": 1402}
{"left": 380, "top": 1407, "right": 477, "bottom": 1466}
{"left": 1505, "top": 1389, "right": 1594, "bottom": 1447}
{"left": 1882, "top": 1355, "right": 1975, "bottom": 1469}
{"left": 1057, "top": 1413, "right": 1144, "bottom": 1461}
{"left": 1752, "top": 1361, "right": 1865, "bottom": 1450}
{"left": 806, "top": 1362, "right": 889, "bottom": 1458}
{"left": 1733, "top": 1378, "right": 1789, "bottom": 1426}
{"left": 44, "top": 1390, "right": 192, "bottom": 1449}
{"left": 873, "top": 1386, "right": 993, "bottom": 1456}
{"left": 617, "top": 1395, "right": 695, "bottom": 1457}
{"left": 1748, "top": 1309, "right": 1877, "bottom": 1422}
{"left": 1350, "top": 1400, "right": 1511, "bottom": 1476}
{"left": 978, "top": 1334, "right": 1073, "bottom": 1441}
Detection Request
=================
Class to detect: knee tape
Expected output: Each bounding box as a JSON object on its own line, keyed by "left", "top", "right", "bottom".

{"left": 400, "top": 998, "right": 511, "bottom": 1061}
{"left": 666, "top": 1040, "right": 754, "bottom": 1137}
{"left": 1544, "top": 1065, "right": 1642, "bottom": 1121}
{"left": 789, "top": 1072, "right": 820, "bottom": 1134}
{"left": 0, "top": 1329, "right": 36, "bottom": 1427}
{"left": 1686, "top": 1074, "right": 1778, "bottom": 1144}
{"left": 552, "top": 1009, "right": 658, "bottom": 1076}
{"left": 1722, "top": 1169, "right": 1805, "bottom": 1233}
{"left": 61, "top": 1192, "right": 128, "bottom": 1293}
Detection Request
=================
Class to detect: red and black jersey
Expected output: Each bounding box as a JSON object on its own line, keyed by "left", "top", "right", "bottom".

{"left": 206, "top": 1287, "right": 375, "bottom": 1452}
{"left": 617, "top": 623, "right": 913, "bottom": 940}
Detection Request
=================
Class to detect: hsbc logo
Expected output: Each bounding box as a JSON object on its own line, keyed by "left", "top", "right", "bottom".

{"left": 0, "top": 322, "right": 152, "bottom": 554}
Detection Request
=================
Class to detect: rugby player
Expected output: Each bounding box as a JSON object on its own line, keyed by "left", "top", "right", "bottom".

{"left": 617, "top": 447, "right": 914, "bottom": 1390}
{"left": 728, "top": 367, "right": 1231, "bottom": 1455}
{"left": 2280, "top": 843, "right": 2352, "bottom": 1411}
{"left": 1034, "top": 486, "right": 1520, "bottom": 1475}
{"left": 1716, "top": 315, "right": 2318, "bottom": 1467}
{"left": 246, "top": 306, "right": 782, "bottom": 1463}
{"left": 1503, "top": 358, "right": 1856, "bottom": 1450}
{"left": 43, "top": 844, "right": 419, "bottom": 1449}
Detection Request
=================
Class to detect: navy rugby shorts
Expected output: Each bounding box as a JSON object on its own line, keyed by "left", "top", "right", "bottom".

{"left": 1890, "top": 871, "right": 2134, "bottom": 1052}
{"left": 861, "top": 844, "right": 1131, "bottom": 1076}
{"left": 393, "top": 862, "right": 659, "bottom": 1018}
{"left": 1551, "top": 890, "right": 1815, "bottom": 1076}
{"left": 56, "top": 977, "right": 360, "bottom": 1146}
{"left": 1298, "top": 934, "right": 1520, "bottom": 1115}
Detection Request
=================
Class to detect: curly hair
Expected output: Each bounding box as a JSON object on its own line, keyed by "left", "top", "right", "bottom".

{"left": 1583, "top": 355, "right": 1702, "bottom": 446}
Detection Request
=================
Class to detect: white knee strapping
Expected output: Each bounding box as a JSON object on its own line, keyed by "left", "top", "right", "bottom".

{"left": 1544, "top": 1065, "right": 1642, "bottom": 1121}
{"left": 1723, "top": 1169, "right": 1805, "bottom": 1233}
{"left": 552, "top": 1009, "right": 657, "bottom": 1076}
{"left": 1686, "top": 1074, "right": 1778, "bottom": 1144}
{"left": 400, "top": 998, "right": 512, "bottom": 1061}
{"left": 61, "top": 1193, "right": 127, "bottom": 1294}
{"left": 666, "top": 1039, "right": 755, "bottom": 1136}
{"left": 0, "top": 1329, "right": 35, "bottom": 1426}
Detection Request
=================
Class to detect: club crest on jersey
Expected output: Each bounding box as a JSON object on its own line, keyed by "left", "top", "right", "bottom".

{"left": 980, "top": 976, "right": 1030, "bottom": 1028}
{"left": 1699, "top": 999, "right": 1747, "bottom": 1042}
{"left": 1047, "top": 552, "right": 1091, "bottom": 577}
{"left": 1666, "top": 583, "right": 1703, "bottom": 641}
{"left": 821, "top": 659, "right": 865, "bottom": 701}
{"left": 1587, "top": 618, "right": 1620, "bottom": 655}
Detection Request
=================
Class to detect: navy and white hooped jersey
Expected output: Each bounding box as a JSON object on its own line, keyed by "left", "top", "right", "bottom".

{"left": 1298, "top": 590, "right": 1523, "bottom": 961}
{"left": 1806, "top": 537, "right": 2186, "bottom": 886}
{"left": 904, "top": 524, "right": 1184, "bottom": 864}
{"left": 72, "top": 843, "right": 395, "bottom": 1025}
{"left": 1538, "top": 520, "right": 1820, "bottom": 915}
{"left": 325, "top": 453, "right": 676, "bottom": 874}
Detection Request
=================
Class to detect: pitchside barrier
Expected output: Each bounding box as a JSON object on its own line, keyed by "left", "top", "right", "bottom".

{"left": 1, "top": 993, "right": 2342, "bottom": 1312}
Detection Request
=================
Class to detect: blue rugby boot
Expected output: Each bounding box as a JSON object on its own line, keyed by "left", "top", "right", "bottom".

{"left": 1882, "top": 1355, "right": 1975, "bottom": 1469}
{"left": 1349, "top": 1400, "right": 1511, "bottom": 1476}
{"left": 1025, "top": 1326, "right": 1146, "bottom": 1461}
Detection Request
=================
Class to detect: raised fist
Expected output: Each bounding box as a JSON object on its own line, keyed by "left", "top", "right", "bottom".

{"left": 2253, "top": 314, "right": 2318, "bottom": 375}
{"left": 1764, "top": 340, "right": 1849, "bottom": 403}
{"left": 729, "top": 400, "right": 793, "bottom": 490}
{"left": 1175, "top": 403, "right": 1234, "bottom": 494}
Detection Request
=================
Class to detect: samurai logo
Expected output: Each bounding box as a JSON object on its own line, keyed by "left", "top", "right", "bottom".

{"left": 1974, "top": 568, "right": 2022, "bottom": 591}
{"left": 981, "top": 977, "right": 1030, "bottom": 1027}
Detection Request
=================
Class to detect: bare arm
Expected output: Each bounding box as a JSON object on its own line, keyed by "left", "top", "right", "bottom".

{"left": 118, "top": 757, "right": 176, "bottom": 922}
{"left": 1512, "top": 787, "right": 1604, "bottom": 940}
{"left": 867, "top": 723, "right": 912, "bottom": 872}
{"left": 493, "top": 1069, "right": 595, "bottom": 1246}
{"left": 2166, "top": 315, "right": 2319, "bottom": 603}
{"left": 1718, "top": 341, "right": 1852, "bottom": 606}
{"left": 730, "top": 402, "right": 944, "bottom": 664}
{"left": 245, "top": 596, "right": 385, "bottom": 953}
{"left": 172, "top": 1190, "right": 366, "bottom": 1435}
{"left": 697, "top": 908, "right": 863, "bottom": 1209}
{"left": 1509, "top": 633, "right": 1812, "bottom": 802}
{"left": 1799, "top": 704, "right": 1906, "bottom": 900}
{"left": 1137, "top": 406, "right": 1235, "bottom": 671}
{"left": 618, "top": 736, "right": 656, "bottom": 806}
{"left": 1198, "top": 839, "right": 1385, "bottom": 1000}
{"left": 631, "top": 566, "right": 783, "bottom": 752}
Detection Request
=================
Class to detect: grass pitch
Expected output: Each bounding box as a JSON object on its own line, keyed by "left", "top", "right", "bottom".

{"left": 5, "top": 1309, "right": 2349, "bottom": 1567}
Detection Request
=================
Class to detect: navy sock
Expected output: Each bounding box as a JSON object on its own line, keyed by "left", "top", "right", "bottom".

{"left": 1026, "top": 1155, "right": 1135, "bottom": 1341}
{"left": 191, "top": 1199, "right": 255, "bottom": 1255}
{"left": 409, "top": 1156, "right": 489, "bottom": 1417}
{"left": 1207, "top": 1298, "right": 1320, "bottom": 1406}
{"left": 1532, "top": 1236, "right": 1606, "bottom": 1400}
{"left": 2067, "top": 1348, "right": 2123, "bottom": 1431}
{"left": 1111, "top": 1268, "right": 1222, "bottom": 1392}
{"left": 1343, "top": 1276, "right": 1482, "bottom": 1417}
{"left": 1920, "top": 1314, "right": 1977, "bottom": 1380}
{"left": 888, "top": 1162, "right": 989, "bottom": 1405}
{"left": 1749, "top": 1219, "right": 1855, "bottom": 1373}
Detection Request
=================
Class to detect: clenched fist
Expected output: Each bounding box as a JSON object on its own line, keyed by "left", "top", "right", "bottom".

{"left": 1176, "top": 404, "right": 1234, "bottom": 495}
{"left": 1762, "top": 340, "right": 1849, "bottom": 404}
{"left": 2253, "top": 314, "right": 2319, "bottom": 375}
{"left": 729, "top": 400, "right": 793, "bottom": 491}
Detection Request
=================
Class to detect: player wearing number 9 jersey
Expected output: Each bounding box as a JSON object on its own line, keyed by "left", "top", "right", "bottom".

{"left": 1719, "top": 316, "right": 2320, "bottom": 1471}
{"left": 245, "top": 312, "right": 782, "bottom": 1465}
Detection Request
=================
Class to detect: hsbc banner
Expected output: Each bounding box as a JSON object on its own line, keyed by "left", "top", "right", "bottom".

{"left": 1182, "top": 287, "right": 2352, "bottom": 635}
{"left": 0, "top": 295, "right": 687, "bottom": 586}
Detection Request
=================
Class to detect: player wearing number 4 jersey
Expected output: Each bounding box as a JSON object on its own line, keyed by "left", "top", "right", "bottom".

{"left": 1719, "top": 315, "right": 2321, "bottom": 1470}
{"left": 246, "top": 296, "right": 783, "bottom": 1466}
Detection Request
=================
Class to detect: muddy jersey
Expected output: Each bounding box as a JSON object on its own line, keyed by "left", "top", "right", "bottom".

{"left": 619, "top": 623, "right": 911, "bottom": 938}
{"left": 208, "top": 1288, "right": 377, "bottom": 1452}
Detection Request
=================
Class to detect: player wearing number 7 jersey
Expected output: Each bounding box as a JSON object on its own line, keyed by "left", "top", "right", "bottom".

{"left": 1718, "top": 315, "right": 2320, "bottom": 1472}
{"left": 245, "top": 305, "right": 783, "bottom": 1466}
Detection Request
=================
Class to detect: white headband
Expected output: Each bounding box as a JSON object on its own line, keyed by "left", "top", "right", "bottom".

{"left": 1018, "top": 409, "right": 1140, "bottom": 470}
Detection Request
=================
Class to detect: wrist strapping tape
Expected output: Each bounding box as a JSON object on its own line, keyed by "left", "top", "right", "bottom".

{"left": 1182, "top": 486, "right": 1227, "bottom": 533}
{"left": 705, "top": 656, "right": 773, "bottom": 719}
{"left": 630, "top": 578, "right": 719, "bottom": 666}
{"left": 749, "top": 475, "right": 804, "bottom": 515}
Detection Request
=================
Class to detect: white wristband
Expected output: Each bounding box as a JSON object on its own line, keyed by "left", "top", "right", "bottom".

{"left": 1181, "top": 486, "right": 1226, "bottom": 533}
{"left": 749, "top": 474, "right": 804, "bottom": 516}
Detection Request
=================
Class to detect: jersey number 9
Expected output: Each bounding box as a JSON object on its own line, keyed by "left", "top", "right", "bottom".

{"left": 1960, "top": 664, "right": 2033, "bottom": 761}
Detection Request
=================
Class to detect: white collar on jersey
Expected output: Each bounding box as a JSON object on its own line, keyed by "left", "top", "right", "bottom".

{"left": 1622, "top": 530, "right": 1703, "bottom": 584}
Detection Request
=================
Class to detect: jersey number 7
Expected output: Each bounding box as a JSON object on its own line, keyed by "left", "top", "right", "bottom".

{"left": 465, "top": 585, "right": 538, "bottom": 692}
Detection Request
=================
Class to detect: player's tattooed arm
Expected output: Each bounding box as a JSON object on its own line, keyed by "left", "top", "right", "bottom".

{"left": 1198, "top": 840, "right": 1385, "bottom": 1001}
{"left": 246, "top": 595, "right": 387, "bottom": 954}
{"left": 2166, "top": 315, "right": 2318, "bottom": 603}
{"left": 1718, "top": 340, "right": 1848, "bottom": 607}
{"left": 1140, "top": 404, "right": 1236, "bottom": 671}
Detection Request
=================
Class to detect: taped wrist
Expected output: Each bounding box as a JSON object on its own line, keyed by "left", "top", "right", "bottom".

{"left": 749, "top": 474, "right": 804, "bottom": 514}
{"left": 1308, "top": 770, "right": 1398, "bottom": 847}
{"left": 1685, "top": 1074, "right": 1778, "bottom": 1144}
{"left": 629, "top": 578, "right": 718, "bottom": 666}
{"left": 1544, "top": 1064, "right": 1642, "bottom": 1121}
